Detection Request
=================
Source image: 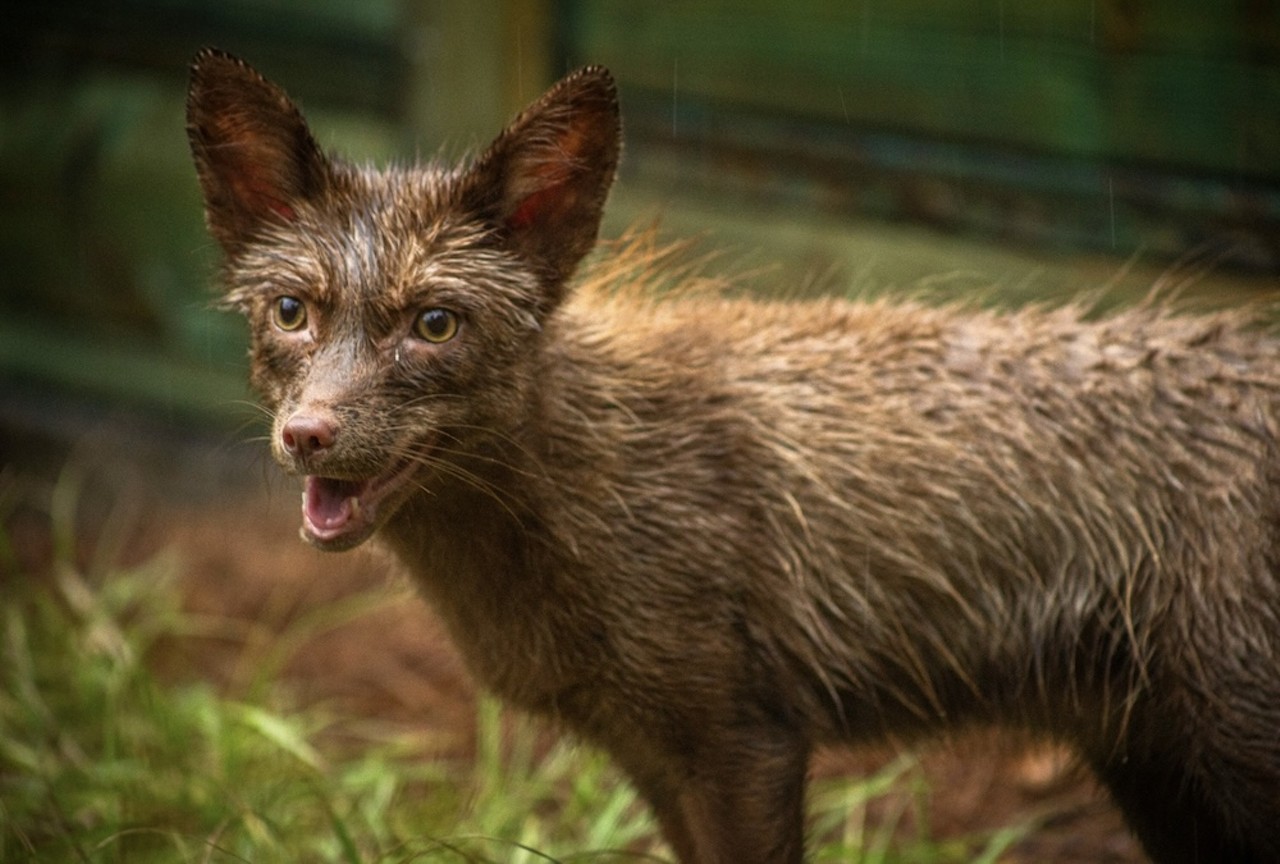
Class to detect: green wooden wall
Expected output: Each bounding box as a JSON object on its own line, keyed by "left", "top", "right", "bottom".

{"left": 565, "top": 0, "right": 1279, "bottom": 177}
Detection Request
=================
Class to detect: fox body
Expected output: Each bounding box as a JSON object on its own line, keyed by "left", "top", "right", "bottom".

{"left": 188, "top": 51, "right": 1280, "bottom": 863}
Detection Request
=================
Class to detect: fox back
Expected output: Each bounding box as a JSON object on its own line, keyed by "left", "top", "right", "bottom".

{"left": 188, "top": 50, "right": 1280, "bottom": 864}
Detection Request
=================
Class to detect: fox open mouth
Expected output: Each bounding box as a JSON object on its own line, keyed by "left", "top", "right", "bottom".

{"left": 301, "top": 458, "right": 421, "bottom": 550}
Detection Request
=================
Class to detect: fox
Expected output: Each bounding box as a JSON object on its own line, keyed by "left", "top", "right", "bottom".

{"left": 186, "top": 48, "right": 1280, "bottom": 863}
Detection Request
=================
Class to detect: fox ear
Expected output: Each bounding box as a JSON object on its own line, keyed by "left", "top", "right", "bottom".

{"left": 186, "top": 48, "right": 329, "bottom": 255}
{"left": 461, "top": 66, "right": 620, "bottom": 299}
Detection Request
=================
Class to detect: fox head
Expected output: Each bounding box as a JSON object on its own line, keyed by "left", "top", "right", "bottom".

{"left": 186, "top": 49, "right": 620, "bottom": 550}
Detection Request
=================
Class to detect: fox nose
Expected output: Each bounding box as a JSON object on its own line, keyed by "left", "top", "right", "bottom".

{"left": 281, "top": 412, "right": 337, "bottom": 459}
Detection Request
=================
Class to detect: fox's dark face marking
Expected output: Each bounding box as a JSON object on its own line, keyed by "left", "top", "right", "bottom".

{"left": 187, "top": 48, "right": 620, "bottom": 548}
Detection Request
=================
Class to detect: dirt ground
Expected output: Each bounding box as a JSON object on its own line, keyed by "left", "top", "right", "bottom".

{"left": 3, "top": 405, "right": 1143, "bottom": 863}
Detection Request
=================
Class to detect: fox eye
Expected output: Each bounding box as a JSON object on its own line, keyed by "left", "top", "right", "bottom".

{"left": 413, "top": 308, "right": 458, "bottom": 343}
{"left": 272, "top": 296, "right": 307, "bottom": 332}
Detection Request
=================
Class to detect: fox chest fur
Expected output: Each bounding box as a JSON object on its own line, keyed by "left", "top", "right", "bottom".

{"left": 188, "top": 50, "right": 1280, "bottom": 864}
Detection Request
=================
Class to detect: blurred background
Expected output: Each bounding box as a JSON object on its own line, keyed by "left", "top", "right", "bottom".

{"left": 1, "top": 4, "right": 1278, "bottom": 860}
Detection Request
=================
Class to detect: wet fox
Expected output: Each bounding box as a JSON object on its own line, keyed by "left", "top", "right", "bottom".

{"left": 187, "top": 49, "right": 1280, "bottom": 863}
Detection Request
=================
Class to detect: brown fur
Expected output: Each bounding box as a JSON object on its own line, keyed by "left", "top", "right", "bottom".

{"left": 187, "top": 49, "right": 1280, "bottom": 863}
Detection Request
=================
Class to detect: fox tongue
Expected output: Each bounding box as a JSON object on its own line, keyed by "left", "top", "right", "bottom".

{"left": 303, "top": 476, "right": 364, "bottom": 531}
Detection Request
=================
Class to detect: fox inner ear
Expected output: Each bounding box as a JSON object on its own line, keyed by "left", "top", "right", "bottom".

{"left": 462, "top": 66, "right": 621, "bottom": 298}
{"left": 186, "top": 48, "right": 329, "bottom": 254}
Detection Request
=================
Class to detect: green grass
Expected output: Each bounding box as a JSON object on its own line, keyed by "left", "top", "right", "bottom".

{"left": 0, "top": 470, "right": 1033, "bottom": 863}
